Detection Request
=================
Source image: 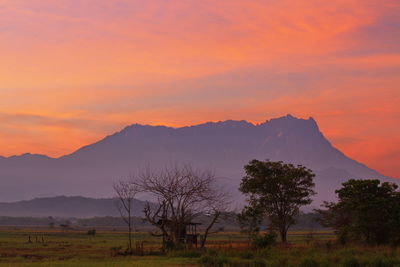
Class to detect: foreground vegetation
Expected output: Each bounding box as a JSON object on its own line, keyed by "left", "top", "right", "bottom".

{"left": 1, "top": 228, "right": 399, "bottom": 266}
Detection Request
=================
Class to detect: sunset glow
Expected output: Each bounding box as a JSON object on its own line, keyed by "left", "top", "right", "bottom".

{"left": 1, "top": 0, "right": 399, "bottom": 177}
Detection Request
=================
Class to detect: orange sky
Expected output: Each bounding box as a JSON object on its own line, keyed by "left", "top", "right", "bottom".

{"left": 0, "top": 0, "right": 399, "bottom": 177}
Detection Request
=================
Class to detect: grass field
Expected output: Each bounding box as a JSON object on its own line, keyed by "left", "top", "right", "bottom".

{"left": 0, "top": 227, "right": 399, "bottom": 266}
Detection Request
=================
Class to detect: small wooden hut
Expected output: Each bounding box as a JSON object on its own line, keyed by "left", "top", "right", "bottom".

{"left": 157, "top": 219, "right": 201, "bottom": 249}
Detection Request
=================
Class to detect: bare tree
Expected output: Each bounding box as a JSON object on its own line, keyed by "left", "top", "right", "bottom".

{"left": 133, "top": 165, "right": 230, "bottom": 249}
{"left": 113, "top": 179, "right": 138, "bottom": 252}
{"left": 199, "top": 205, "right": 225, "bottom": 248}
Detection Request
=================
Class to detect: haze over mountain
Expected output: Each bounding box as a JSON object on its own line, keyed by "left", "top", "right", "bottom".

{"left": 0, "top": 115, "right": 394, "bottom": 208}
{"left": 0, "top": 196, "right": 145, "bottom": 218}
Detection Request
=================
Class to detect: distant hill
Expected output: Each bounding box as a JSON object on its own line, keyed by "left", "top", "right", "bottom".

{"left": 0, "top": 196, "right": 146, "bottom": 218}
{"left": 0, "top": 115, "right": 395, "bottom": 208}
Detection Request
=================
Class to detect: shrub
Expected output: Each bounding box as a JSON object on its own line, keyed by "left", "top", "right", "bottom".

{"left": 252, "top": 232, "right": 277, "bottom": 249}
{"left": 87, "top": 229, "right": 96, "bottom": 235}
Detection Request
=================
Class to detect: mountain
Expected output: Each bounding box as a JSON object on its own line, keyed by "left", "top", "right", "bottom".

{"left": 0, "top": 115, "right": 395, "bottom": 208}
{"left": 0, "top": 196, "right": 146, "bottom": 218}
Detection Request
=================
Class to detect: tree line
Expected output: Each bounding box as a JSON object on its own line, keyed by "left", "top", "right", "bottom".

{"left": 114, "top": 159, "right": 400, "bottom": 252}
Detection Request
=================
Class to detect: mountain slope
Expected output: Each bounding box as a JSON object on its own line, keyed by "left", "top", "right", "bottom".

{"left": 0, "top": 115, "right": 393, "bottom": 207}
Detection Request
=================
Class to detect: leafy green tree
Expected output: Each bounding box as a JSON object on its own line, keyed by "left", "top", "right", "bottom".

{"left": 239, "top": 160, "right": 315, "bottom": 243}
{"left": 317, "top": 179, "right": 400, "bottom": 245}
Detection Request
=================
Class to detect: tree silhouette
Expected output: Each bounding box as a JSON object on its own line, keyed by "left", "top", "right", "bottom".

{"left": 239, "top": 160, "right": 315, "bottom": 243}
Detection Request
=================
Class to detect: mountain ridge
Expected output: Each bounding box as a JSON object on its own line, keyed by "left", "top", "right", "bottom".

{"left": 1, "top": 115, "right": 315, "bottom": 160}
{"left": 0, "top": 114, "right": 393, "bottom": 206}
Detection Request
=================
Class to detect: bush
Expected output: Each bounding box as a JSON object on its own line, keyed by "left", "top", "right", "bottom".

{"left": 252, "top": 232, "right": 277, "bottom": 249}
{"left": 87, "top": 229, "right": 96, "bottom": 235}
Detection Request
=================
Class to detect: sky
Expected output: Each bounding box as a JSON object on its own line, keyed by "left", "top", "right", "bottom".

{"left": 0, "top": 0, "right": 399, "bottom": 178}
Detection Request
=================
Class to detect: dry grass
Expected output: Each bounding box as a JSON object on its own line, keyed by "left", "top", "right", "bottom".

{"left": 1, "top": 227, "right": 398, "bottom": 266}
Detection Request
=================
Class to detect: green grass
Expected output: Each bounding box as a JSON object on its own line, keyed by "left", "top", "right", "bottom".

{"left": 0, "top": 228, "right": 399, "bottom": 266}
